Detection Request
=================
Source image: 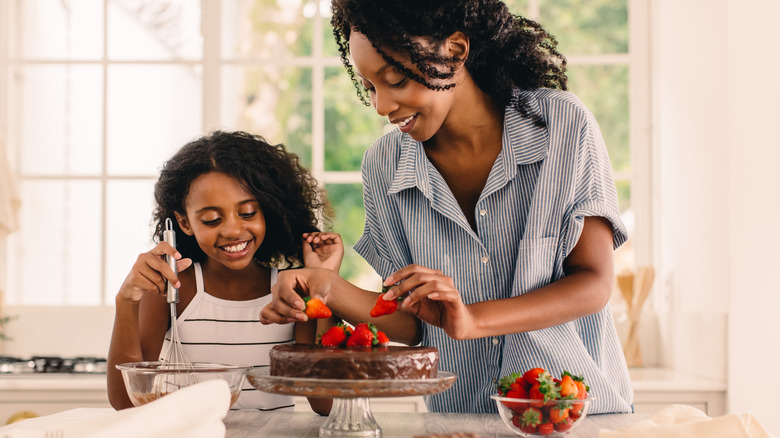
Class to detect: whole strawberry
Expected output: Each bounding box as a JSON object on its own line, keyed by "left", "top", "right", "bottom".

{"left": 304, "top": 296, "right": 332, "bottom": 319}
{"left": 369, "top": 292, "right": 401, "bottom": 317}
{"left": 319, "top": 325, "right": 347, "bottom": 347}
{"left": 522, "top": 367, "right": 548, "bottom": 386}
{"left": 537, "top": 422, "right": 554, "bottom": 436}
{"left": 346, "top": 322, "right": 376, "bottom": 347}
{"left": 559, "top": 374, "right": 578, "bottom": 398}
{"left": 376, "top": 330, "right": 390, "bottom": 346}
{"left": 555, "top": 417, "right": 574, "bottom": 432}
{"left": 517, "top": 407, "right": 542, "bottom": 430}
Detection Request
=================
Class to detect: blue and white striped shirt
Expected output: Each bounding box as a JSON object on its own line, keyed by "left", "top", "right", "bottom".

{"left": 354, "top": 88, "right": 633, "bottom": 414}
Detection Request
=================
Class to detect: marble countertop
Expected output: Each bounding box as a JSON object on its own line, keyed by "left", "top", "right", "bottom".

{"left": 223, "top": 410, "right": 647, "bottom": 438}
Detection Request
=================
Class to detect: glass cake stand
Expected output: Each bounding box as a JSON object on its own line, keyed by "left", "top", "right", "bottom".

{"left": 247, "top": 368, "right": 457, "bottom": 437}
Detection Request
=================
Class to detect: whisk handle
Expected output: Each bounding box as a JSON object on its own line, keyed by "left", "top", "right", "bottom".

{"left": 163, "top": 218, "right": 179, "bottom": 304}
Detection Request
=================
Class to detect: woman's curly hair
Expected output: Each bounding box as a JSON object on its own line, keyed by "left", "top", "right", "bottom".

{"left": 331, "top": 0, "right": 567, "bottom": 126}
{"left": 152, "top": 130, "right": 331, "bottom": 268}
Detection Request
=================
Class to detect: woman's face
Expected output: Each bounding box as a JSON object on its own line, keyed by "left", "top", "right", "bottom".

{"left": 348, "top": 31, "right": 458, "bottom": 142}
{"left": 175, "top": 171, "right": 266, "bottom": 271}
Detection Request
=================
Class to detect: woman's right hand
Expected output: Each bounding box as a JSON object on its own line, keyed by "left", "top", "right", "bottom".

{"left": 116, "top": 242, "right": 192, "bottom": 303}
{"left": 260, "top": 267, "right": 337, "bottom": 324}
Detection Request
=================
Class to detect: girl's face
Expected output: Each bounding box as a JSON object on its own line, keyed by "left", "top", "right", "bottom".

{"left": 349, "top": 31, "right": 461, "bottom": 142}
{"left": 175, "top": 171, "right": 266, "bottom": 270}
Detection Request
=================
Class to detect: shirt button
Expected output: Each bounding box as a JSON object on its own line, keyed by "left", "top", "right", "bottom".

{"left": 492, "top": 337, "right": 499, "bottom": 345}
{"left": 481, "top": 255, "right": 489, "bottom": 264}
{"left": 479, "top": 209, "right": 487, "bottom": 216}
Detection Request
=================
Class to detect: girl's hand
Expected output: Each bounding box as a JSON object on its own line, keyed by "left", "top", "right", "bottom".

{"left": 302, "top": 232, "right": 344, "bottom": 272}
{"left": 382, "top": 264, "right": 475, "bottom": 340}
{"left": 260, "top": 267, "right": 336, "bottom": 324}
{"left": 116, "top": 242, "right": 192, "bottom": 303}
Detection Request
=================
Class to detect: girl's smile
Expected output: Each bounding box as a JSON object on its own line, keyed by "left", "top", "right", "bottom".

{"left": 219, "top": 239, "right": 253, "bottom": 259}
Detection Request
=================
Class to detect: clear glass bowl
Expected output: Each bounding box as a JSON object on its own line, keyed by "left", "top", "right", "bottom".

{"left": 116, "top": 361, "right": 250, "bottom": 407}
{"left": 490, "top": 394, "right": 593, "bottom": 437}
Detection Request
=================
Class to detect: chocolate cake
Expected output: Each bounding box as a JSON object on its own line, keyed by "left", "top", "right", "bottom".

{"left": 269, "top": 344, "right": 439, "bottom": 380}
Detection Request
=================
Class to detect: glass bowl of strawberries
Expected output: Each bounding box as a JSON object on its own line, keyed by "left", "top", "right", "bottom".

{"left": 491, "top": 368, "right": 592, "bottom": 436}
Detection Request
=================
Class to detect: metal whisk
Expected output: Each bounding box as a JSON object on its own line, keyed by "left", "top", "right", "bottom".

{"left": 154, "top": 218, "right": 195, "bottom": 397}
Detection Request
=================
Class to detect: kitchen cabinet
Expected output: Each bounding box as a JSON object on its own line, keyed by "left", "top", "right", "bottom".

{"left": 0, "top": 375, "right": 110, "bottom": 424}
{"left": 630, "top": 367, "right": 726, "bottom": 416}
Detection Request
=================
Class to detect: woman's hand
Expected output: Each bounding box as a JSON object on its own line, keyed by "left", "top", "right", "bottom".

{"left": 260, "top": 267, "right": 337, "bottom": 325}
{"left": 302, "top": 232, "right": 344, "bottom": 272}
{"left": 382, "top": 265, "right": 476, "bottom": 340}
{"left": 116, "top": 242, "right": 192, "bottom": 303}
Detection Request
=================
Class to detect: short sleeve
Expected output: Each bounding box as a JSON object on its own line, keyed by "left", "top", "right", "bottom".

{"left": 560, "top": 109, "right": 629, "bottom": 259}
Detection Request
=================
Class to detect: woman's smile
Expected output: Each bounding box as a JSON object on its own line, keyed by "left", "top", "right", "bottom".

{"left": 394, "top": 114, "right": 418, "bottom": 133}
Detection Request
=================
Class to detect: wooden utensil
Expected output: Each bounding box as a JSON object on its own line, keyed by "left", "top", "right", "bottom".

{"left": 615, "top": 269, "right": 634, "bottom": 315}
{"left": 622, "top": 265, "right": 655, "bottom": 367}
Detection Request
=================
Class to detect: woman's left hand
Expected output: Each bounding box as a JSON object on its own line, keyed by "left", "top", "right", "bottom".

{"left": 382, "top": 264, "right": 475, "bottom": 340}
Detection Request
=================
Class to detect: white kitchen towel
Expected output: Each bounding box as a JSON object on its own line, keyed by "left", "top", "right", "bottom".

{"left": 0, "top": 141, "right": 21, "bottom": 239}
{"left": 599, "top": 404, "right": 775, "bottom": 438}
{"left": 0, "top": 379, "right": 231, "bottom": 438}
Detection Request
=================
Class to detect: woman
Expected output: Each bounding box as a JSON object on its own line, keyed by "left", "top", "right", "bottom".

{"left": 261, "top": 0, "right": 632, "bottom": 414}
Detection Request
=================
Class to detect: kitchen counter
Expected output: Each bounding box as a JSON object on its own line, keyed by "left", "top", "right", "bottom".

{"left": 223, "top": 410, "right": 647, "bottom": 437}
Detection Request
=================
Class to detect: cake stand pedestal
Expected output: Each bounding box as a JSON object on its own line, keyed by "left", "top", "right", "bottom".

{"left": 247, "top": 368, "right": 457, "bottom": 437}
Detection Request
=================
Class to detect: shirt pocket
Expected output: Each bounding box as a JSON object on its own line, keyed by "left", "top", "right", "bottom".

{"left": 512, "top": 236, "right": 559, "bottom": 296}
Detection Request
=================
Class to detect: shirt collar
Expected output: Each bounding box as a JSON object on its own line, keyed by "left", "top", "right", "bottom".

{"left": 388, "top": 97, "right": 549, "bottom": 197}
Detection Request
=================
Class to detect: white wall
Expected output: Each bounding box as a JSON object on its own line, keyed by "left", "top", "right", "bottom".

{"left": 725, "top": 0, "right": 780, "bottom": 434}
{"left": 654, "top": 0, "right": 730, "bottom": 378}
{"left": 655, "top": 0, "right": 780, "bottom": 433}
{"left": 1, "top": 306, "right": 114, "bottom": 358}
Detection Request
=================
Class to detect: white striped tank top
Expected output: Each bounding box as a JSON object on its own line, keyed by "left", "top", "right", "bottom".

{"left": 160, "top": 262, "right": 295, "bottom": 411}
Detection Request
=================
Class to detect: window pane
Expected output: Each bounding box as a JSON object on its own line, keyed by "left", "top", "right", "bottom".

{"left": 324, "top": 183, "right": 381, "bottom": 290}
{"left": 324, "top": 67, "right": 388, "bottom": 172}
{"left": 6, "top": 181, "right": 102, "bottom": 305}
{"left": 12, "top": 65, "right": 103, "bottom": 175}
{"left": 615, "top": 179, "right": 631, "bottom": 214}
{"left": 107, "top": 65, "right": 202, "bottom": 176}
{"left": 105, "top": 180, "right": 157, "bottom": 305}
{"left": 221, "top": 65, "right": 312, "bottom": 167}
{"left": 539, "top": 0, "right": 628, "bottom": 55}
{"left": 613, "top": 180, "right": 633, "bottom": 274}
{"left": 11, "top": 0, "right": 104, "bottom": 59}
{"left": 108, "top": 0, "right": 202, "bottom": 60}
{"left": 566, "top": 64, "right": 629, "bottom": 173}
{"left": 221, "top": 0, "right": 316, "bottom": 58}
{"left": 322, "top": 8, "right": 340, "bottom": 58}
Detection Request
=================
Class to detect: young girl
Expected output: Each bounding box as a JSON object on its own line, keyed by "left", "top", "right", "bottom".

{"left": 261, "top": 0, "right": 632, "bottom": 415}
{"left": 107, "top": 130, "right": 339, "bottom": 414}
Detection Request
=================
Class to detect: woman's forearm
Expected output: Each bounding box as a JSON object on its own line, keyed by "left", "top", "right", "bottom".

{"left": 468, "top": 269, "right": 612, "bottom": 339}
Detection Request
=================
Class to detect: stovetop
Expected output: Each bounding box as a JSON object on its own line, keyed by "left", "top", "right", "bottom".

{"left": 0, "top": 356, "right": 107, "bottom": 374}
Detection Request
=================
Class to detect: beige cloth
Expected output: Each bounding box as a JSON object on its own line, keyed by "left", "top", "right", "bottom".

{"left": 0, "top": 141, "right": 20, "bottom": 239}
{"left": 599, "top": 404, "right": 775, "bottom": 438}
{"left": 0, "top": 379, "right": 231, "bottom": 438}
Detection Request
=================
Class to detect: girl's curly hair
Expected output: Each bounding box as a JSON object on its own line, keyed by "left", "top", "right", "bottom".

{"left": 331, "top": 0, "right": 567, "bottom": 127}
{"left": 152, "top": 130, "right": 331, "bottom": 268}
